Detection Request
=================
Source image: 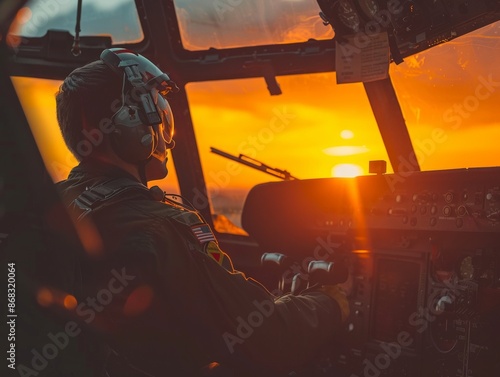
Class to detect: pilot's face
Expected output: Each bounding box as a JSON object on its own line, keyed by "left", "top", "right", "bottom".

{"left": 145, "top": 119, "right": 175, "bottom": 181}
{"left": 145, "top": 93, "right": 175, "bottom": 181}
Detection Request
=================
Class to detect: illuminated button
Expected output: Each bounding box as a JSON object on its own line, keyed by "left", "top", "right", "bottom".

{"left": 485, "top": 192, "right": 500, "bottom": 201}
{"left": 389, "top": 208, "right": 407, "bottom": 216}
{"left": 445, "top": 191, "right": 454, "bottom": 203}
{"left": 431, "top": 206, "right": 438, "bottom": 215}
{"left": 430, "top": 217, "right": 437, "bottom": 227}
{"left": 457, "top": 205, "right": 467, "bottom": 217}
{"left": 443, "top": 206, "right": 452, "bottom": 216}
{"left": 411, "top": 205, "right": 417, "bottom": 214}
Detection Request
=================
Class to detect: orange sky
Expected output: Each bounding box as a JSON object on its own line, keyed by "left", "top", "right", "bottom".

{"left": 12, "top": 69, "right": 499, "bottom": 194}
{"left": 11, "top": 77, "right": 180, "bottom": 192}
{"left": 10, "top": 23, "right": 500, "bottom": 193}
{"left": 8, "top": 0, "right": 500, "bottom": 195}
{"left": 12, "top": 74, "right": 387, "bottom": 189}
{"left": 187, "top": 74, "right": 387, "bottom": 190}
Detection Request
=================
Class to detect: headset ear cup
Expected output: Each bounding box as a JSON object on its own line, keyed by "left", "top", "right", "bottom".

{"left": 110, "top": 106, "right": 155, "bottom": 163}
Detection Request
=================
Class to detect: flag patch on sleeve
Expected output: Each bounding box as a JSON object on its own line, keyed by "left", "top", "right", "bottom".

{"left": 191, "top": 224, "right": 216, "bottom": 244}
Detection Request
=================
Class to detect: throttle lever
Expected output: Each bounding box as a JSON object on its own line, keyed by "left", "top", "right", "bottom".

{"left": 307, "top": 260, "right": 349, "bottom": 286}
{"left": 290, "top": 260, "right": 349, "bottom": 295}
{"left": 261, "top": 253, "right": 294, "bottom": 293}
{"left": 260, "top": 252, "right": 290, "bottom": 267}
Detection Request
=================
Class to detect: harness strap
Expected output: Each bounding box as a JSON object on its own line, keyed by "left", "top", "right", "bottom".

{"left": 73, "top": 178, "right": 151, "bottom": 219}
{"left": 72, "top": 177, "right": 233, "bottom": 271}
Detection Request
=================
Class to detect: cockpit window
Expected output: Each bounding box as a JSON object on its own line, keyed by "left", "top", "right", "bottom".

{"left": 186, "top": 73, "right": 388, "bottom": 234}
{"left": 391, "top": 22, "right": 500, "bottom": 171}
{"left": 173, "top": 0, "right": 334, "bottom": 50}
{"left": 8, "top": 0, "right": 143, "bottom": 44}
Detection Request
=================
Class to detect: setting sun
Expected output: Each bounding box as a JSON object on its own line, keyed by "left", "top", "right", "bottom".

{"left": 332, "top": 164, "right": 364, "bottom": 177}
{"left": 340, "top": 130, "right": 354, "bottom": 139}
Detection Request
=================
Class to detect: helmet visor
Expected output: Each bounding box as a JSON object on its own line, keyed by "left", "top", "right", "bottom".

{"left": 152, "top": 88, "right": 174, "bottom": 144}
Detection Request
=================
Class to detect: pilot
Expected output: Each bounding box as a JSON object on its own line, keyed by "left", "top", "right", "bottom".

{"left": 55, "top": 48, "right": 350, "bottom": 376}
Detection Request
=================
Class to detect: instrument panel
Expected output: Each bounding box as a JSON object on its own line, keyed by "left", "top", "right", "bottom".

{"left": 317, "top": 0, "right": 500, "bottom": 59}
{"left": 242, "top": 167, "right": 500, "bottom": 376}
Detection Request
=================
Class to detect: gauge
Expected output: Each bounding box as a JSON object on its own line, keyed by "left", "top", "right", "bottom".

{"left": 459, "top": 256, "right": 475, "bottom": 280}
{"left": 337, "top": 0, "right": 361, "bottom": 33}
{"left": 430, "top": 313, "right": 459, "bottom": 353}
{"left": 356, "top": 0, "right": 380, "bottom": 20}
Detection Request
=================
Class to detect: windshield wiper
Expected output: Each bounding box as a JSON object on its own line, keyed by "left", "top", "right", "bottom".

{"left": 210, "top": 147, "right": 299, "bottom": 181}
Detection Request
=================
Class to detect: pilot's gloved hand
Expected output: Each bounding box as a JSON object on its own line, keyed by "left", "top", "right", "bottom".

{"left": 315, "top": 284, "right": 350, "bottom": 322}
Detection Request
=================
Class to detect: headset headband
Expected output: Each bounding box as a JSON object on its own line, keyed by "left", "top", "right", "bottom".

{"left": 100, "top": 48, "right": 178, "bottom": 126}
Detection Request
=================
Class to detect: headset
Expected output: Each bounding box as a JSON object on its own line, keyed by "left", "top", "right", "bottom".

{"left": 100, "top": 48, "right": 178, "bottom": 163}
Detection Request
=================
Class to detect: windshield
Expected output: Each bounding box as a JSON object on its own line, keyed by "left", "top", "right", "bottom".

{"left": 391, "top": 22, "right": 500, "bottom": 171}
{"left": 173, "top": 0, "right": 333, "bottom": 50}
{"left": 8, "top": 1, "right": 500, "bottom": 235}
{"left": 187, "top": 22, "right": 500, "bottom": 233}
{"left": 8, "top": 0, "right": 143, "bottom": 44}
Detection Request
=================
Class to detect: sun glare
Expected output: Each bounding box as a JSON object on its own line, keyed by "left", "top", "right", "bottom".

{"left": 332, "top": 164, "right": 363, "bottom": 177}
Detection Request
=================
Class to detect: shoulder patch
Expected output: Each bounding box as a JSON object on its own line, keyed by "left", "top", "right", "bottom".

{"left": 205, "top": 241, "right": 224, "bottom": 265}
{"left": 190, "top": 224, "right": 216, "bottom": 244}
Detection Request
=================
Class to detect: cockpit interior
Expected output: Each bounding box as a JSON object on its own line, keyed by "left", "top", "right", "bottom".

{"left": 1, "top": 1, "right": 499, "bottom": 376}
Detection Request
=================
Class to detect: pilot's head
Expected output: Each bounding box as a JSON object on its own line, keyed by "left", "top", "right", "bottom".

{"left": 56, "top": 48, "right": 178, "bottom": 183}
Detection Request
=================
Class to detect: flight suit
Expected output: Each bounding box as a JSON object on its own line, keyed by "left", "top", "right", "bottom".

{"left": 56, "top": 159, "right": 344, "bottom": 376}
